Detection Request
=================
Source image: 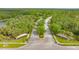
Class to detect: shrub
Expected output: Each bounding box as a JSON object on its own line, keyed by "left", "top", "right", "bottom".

{"left": 49, "top": 23, "right": 62, "bottom": 34}
{"left": 36, "top": 19, "right": 45, "bottom": 38}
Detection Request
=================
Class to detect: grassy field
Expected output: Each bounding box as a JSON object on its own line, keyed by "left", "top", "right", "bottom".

{"left": 0, "top": 34, "right": 30, "bottom": 48}
{"left": 53, "top": 35, "right": 79, "bottom": 46}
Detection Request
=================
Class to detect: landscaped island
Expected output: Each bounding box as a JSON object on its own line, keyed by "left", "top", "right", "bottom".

{"left": 0, "top": 9, "right": 79, "bottom": 48}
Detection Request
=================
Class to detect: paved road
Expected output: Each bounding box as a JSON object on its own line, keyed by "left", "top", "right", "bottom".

{"left": 1, "top": 16, "right": 79, "bottom": 50}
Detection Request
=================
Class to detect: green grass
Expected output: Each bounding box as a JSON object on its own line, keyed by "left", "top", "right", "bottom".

{"left": 6, "top": 44, "right": 25, "bottom": 48}
{"left": 0, "top": 34, "right": 30, "bottom": 48}
{"left": 0, "top": 44, "right": 25, "bottom": 48}
{"left": 53, "top": 35, "right": 79, "bottom": 46}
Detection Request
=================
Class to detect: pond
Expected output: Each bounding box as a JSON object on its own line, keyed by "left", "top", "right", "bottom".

{"left": 0, "top": 20, "right": 5, "bottom": 28}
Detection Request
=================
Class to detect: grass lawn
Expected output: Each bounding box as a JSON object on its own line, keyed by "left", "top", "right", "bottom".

{"left": 0, "top": 34, "right": 30, "bottom": 48}
{"left": 0, "top": 44, "right": 25, "bottom": 48}
{"left": 53, "top": 35, "right": 79, "bottom": 46}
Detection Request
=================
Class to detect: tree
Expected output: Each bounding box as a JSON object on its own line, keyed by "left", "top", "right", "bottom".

{"left": 50, "top": 23, "right": 62, "bottom": 34}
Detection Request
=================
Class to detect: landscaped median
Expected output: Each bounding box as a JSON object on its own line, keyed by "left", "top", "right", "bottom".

{"left": 53, "top": 35, "right": 79, "bottom": 46}
{"left": 36, "top": 18, "right": 45, "bottom": 38}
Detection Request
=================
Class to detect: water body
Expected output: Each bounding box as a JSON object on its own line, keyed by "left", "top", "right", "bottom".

{"left": 0, "top": 21, "right": 5, "bottom": 28}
